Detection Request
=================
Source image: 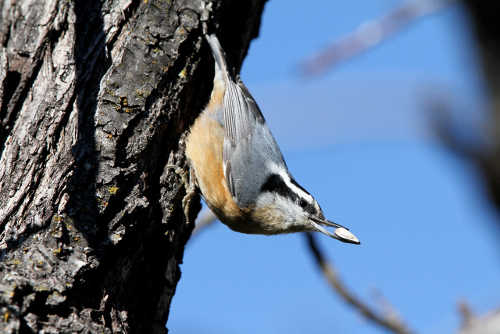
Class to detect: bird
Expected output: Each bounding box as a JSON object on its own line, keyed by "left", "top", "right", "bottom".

{"left": 185, "top": 34, "right": 360, "bottom": 244}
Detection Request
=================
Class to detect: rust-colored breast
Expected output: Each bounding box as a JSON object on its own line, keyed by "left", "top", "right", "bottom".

{"left": 185, "top": 106, "right": 242, "bottom": 222}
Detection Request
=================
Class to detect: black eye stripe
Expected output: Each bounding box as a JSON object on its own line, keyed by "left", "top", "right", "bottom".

{"left": 261, "top": 174, "right": 317, "bottom": 215}
{"left": 261, "top": 174, "right": 294, "bottom": 201}
{"left": 301, "top": 201, "right": 317, "bottom": 215}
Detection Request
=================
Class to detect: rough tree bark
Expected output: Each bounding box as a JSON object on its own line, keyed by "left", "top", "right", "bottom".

{"left": 0, "top": 0, "right": 266, "bottom": 332}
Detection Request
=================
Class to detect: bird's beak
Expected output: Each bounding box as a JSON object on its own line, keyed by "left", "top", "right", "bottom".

{"left": 309, "top": 217, "right": 360, "bottom": 244}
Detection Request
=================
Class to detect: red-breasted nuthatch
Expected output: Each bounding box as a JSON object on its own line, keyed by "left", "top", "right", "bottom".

{"left": 185, "top": 34, "right": 360, "bottom": 244}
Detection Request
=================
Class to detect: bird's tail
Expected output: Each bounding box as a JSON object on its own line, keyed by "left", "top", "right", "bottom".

{"left": 205, "top": 34, "right": 230, "bottom": 81}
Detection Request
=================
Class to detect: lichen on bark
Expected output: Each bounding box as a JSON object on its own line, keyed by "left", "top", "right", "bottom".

{"left": 0, "top": 0, "right": 266, "bottom": 332}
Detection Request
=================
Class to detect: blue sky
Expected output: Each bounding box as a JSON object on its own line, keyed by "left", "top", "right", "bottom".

{"left": 169, "top": 1, "right": 500, "bottom": 333}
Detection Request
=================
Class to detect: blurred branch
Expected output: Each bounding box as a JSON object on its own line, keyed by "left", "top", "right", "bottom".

{"left": 427, "top": 97, "right": 485, "bottom": 165}
{"left": 457, "top": 302, "right": 500, "bottom": 334}
{"left": 427, "top": 58, "right": 500, "bottom": 219}
{"left": 192, "top": 214, "right": 414, "bottom": 334}
{"left": 305, "top": 233, "right": 413, "bottom": 334}
{"left": 459, "top": 1, "right": 500, "bottom": 214}
{"left": 300, "top": 0, "right": 454, "bottom": 77}
{"left": 458, "top": 300, "right": 475, "bottom": 328}
{"left": 372, "top": 289, "right": 408, "bottom": 327}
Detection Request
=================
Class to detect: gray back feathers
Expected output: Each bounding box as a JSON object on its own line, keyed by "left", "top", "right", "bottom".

{"left": 205, "top": 34, "right": 287, "bottom": 208}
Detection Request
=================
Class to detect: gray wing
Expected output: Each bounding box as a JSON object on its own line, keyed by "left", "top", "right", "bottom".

{"left": 223, "top": 80, "right": 287, "bottom": 208}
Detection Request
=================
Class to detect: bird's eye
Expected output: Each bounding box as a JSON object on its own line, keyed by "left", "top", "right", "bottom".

{"left": 299, "top": 199, "right": 308, "bottom": 208}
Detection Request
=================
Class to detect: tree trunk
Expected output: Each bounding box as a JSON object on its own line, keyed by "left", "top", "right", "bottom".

{"left": 0, "top": 0, "right": 266, "bottom": 332}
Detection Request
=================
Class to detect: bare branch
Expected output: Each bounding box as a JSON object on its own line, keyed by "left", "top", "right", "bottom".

{"left": 458, "top": 300, "right": 475, "bottom": 328}
{"left": 305, "top": 233, "right": 413, "bottom": 334}
{"left": 300, "top": 0, "right": 454, "bottom": 77}
{"left": 458, "top": 305, "right": 500, "bottom": 334}
{"left": 372, "top": 289, "right": 408, "bottom": 327}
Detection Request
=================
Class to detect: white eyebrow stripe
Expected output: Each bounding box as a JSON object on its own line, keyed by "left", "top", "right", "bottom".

{"left": 267, "top": 162, "right": 314, "bottom": 202}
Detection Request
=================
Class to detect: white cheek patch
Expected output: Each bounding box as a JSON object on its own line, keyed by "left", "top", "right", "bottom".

{"left": 255, "top": 193, "right": 302, "bottom": 226}
{"left": 255, "top": 191, "right": 274, "bottom": 207}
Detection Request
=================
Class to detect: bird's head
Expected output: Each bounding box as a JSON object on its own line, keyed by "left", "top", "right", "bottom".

{"left": 254, "top": 172, "right": 360, "bottom": 244}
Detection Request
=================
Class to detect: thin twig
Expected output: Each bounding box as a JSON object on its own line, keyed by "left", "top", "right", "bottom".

{"left": 371, "top": 289, "right": 407, "bottom": 328}
{"left": 192, "top": 212, "right": 413, "bottom": 334}
{"left": 305, "top": 233, "right": 413, "bottom": 334}
{"left": 457, "top": 300, "right": 475, "bottom": 328}
{"left": 300, "top": 0, "right": 454, "bottom": 77}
